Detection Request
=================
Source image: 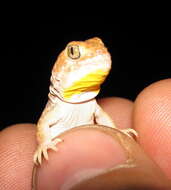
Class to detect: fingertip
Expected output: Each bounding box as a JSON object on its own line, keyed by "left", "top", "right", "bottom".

{"left": 36, "top": 125, "right": 171, "bottom": 190}
{"left": 133, "top": 79, "right": 171, "bottom": 179}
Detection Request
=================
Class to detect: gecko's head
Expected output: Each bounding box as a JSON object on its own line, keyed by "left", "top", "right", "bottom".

{"left": 51, "top": 37, "right": 112, "bottom": 103}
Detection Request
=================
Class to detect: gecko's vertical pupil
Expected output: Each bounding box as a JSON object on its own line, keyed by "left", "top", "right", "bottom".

{"left": 71, "top": 47, "right": 74, "bottom": 55}
{"left": 67, "top": 45, "right": 80, "bottom": 59}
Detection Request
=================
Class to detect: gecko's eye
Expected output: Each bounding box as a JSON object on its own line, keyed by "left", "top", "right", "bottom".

{"left": 67, "top": 45, "right": 80, "bottom": 59}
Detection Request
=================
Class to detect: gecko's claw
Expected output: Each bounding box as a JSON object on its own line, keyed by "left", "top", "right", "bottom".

{"left": 33, "top": 138, "right": 63, "bottom": 165}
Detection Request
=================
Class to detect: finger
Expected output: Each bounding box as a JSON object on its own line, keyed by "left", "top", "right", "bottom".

{"left": 35, "top": 125, "right": 171, "bottom": 190}
{"left": 98, "top": 97, "right": 134, "bottom": 129}
{"left": 133, "top": 79, "right": 171, "bottom": 179}
{"left": 0, "top": 124, "right": 36, "bottom": 190}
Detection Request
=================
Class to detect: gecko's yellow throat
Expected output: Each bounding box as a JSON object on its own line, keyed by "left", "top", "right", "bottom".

{"left": 62, "top": 69, "right": 109, "bottom": 101}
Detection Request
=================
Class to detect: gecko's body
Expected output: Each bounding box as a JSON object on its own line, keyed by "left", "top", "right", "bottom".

{"left": 34, "top": 37, "right": 137, "bottom": 164}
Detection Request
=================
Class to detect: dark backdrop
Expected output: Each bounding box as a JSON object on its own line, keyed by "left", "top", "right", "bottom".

{"left": 0, "top": 21, "right": 170, "bottom": 130}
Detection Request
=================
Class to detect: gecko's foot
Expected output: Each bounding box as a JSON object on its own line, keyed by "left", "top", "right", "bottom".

{"left": 33, "top": 138, "right": 63, "bottom": 165}
{"left": 121, "top": 128, "right": 138, "bottom": 138}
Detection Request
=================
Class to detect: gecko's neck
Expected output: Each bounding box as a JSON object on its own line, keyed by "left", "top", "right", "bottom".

{"left": 48, "top": 84, "right": 95, "bottom": 105}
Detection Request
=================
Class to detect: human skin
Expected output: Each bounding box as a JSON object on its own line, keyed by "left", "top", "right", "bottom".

{"left": 0, "top": 79, "right": 171, "bottom": 189}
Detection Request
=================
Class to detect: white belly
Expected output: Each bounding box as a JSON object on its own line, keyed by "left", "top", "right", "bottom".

{"left": 50, "top": 99, "right": 96, "bottom": 138}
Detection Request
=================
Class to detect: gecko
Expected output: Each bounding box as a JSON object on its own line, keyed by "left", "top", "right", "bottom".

{"left": 33, "top": 37, "right": 137, "bottom": 165}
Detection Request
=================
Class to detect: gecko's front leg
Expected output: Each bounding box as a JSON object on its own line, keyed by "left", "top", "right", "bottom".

{"left": 95, "top": 103, "right": 138, "bottom": 138}
{"left": 33, "top": 113, "right": 62, "bottom": 164}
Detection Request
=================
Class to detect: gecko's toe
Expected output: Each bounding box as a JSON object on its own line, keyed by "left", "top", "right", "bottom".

{"left": 49, "top": 145, "right": 58, "bottom": 151}
{"left": 33, "top": 139, "right": 63, "bottom": 165}
{"left": 38, "top": 149, "right": 42, "bottom": 165}
{"left": 130, "top": 129, "right": 138, "bottom": 137}
{"left": 121, "top": 128, "right": 138, "bottom": 138}
{"left": 48, "top": 138, "right": 63, "bottom": 151}
{"left": 33, "top": 152, "right": 38, "bottom": 165}
{"left": 53, "top": 138, "right": 63, "bottom": 145}
{"left": 56, "top": 138, "right": 63, "bottom": 143}
{"left": 43, "top": 148, "right": 49, "bottom": 160}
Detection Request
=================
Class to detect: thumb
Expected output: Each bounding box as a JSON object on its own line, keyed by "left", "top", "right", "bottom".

{"left": 34, "top": 125, "right": 171, "bottom": 190}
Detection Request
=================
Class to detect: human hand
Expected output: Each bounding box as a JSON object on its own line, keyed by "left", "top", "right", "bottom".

{"left": 0, "top": 79, "right": 171, "bottom": 190}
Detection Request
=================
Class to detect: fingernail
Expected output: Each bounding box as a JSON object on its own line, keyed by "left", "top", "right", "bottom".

{"left": 35, "top": 125, "right": 135, "bottom": 190}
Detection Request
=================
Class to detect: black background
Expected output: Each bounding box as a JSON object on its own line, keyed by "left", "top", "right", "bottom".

{"left": 0, "top": 20, "right": 170, "bottom": 130}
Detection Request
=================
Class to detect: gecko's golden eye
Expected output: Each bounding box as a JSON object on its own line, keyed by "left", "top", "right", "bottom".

{"left": 67, "top": 45, "right": 80, "bottom": 59}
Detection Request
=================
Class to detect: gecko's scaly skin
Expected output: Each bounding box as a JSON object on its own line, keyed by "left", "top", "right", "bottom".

{"left": 34, "top": 37, "right": 137, "bottom": 164}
